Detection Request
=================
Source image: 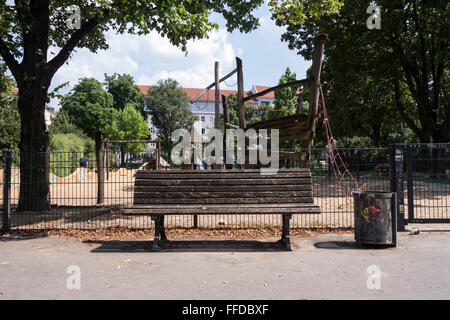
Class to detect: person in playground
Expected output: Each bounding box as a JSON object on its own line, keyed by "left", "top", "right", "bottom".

{"left": 79, "top": 156, "right": 89, "bottom": 168}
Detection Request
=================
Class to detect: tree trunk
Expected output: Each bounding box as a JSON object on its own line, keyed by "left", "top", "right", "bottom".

{"left": 17, "top": 82, "right": 51, "bottom": 212}
{"left": 95, "top": 134, "right": 105, "bottom": 204}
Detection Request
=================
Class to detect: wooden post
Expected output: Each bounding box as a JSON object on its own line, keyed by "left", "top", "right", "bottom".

{"left": 222, "top": 95, "right": 232, "bottom": 169}
{"left": 288, "top": 94, "right": 303, "bottom": 168}
{"left": 95, "top": 134, "right": 105, "bottom": 204}
{"left": 157, "top": 139, "right": 161, "bottom": 170}
{"left": 104, "top": 139, "right": 109, "bottom": 180}
{"left": 301, "top": 34, "right": 328, "bottom": 168}
{"left": 214, "top": 61, "right": 220, "bottom": 129}
{"left": 236, "top": 57, "right": 245, "bottom": 129}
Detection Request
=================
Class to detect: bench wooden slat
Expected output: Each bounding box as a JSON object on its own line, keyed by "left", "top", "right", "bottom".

{"left": 135, "top": 178, "right": 312, "bottom": 186}
{"left": 135, "top": 171, "right": 311, "bottom": 179}
{"left": 133, "top": 197, "right": 314, "bottom": 205}
{"left": 134, "top": 185, "right": 313, "bottom": 192}
{"left": 135, "top": 169, "right": 310, "bottom": 174}
{"left": 124, "top": 204, "right": 320, "bottom": 215}
{"left": 133, "top": 191, "right": 313, "bottom": 198}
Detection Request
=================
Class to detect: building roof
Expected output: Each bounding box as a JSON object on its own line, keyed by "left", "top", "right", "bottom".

{"left": 252, "top": 85, "right": 275, "bottom": 100}
{"left": 137, "top": 84, "right": 276, "bottom": 105}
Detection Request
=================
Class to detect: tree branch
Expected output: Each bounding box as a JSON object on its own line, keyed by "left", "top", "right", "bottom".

{"left": 0, "top": 37, "right": 21, "bottom": 80}
{"left": 47, "top": 16, "right": 101, "bottom": 76}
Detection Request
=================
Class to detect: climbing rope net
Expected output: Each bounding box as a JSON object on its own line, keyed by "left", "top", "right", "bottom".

{"left": 319, "top": 83, "right": 359, "bottom": 202}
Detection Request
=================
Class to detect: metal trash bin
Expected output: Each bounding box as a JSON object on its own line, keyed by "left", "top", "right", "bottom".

{"left": 353, "top": 191, "right": 397, "bottom": 248}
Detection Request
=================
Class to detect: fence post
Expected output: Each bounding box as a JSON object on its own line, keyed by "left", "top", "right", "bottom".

{"left": 405, "top": 145, "right": 414, "bottom": 223}
{"left": 389, "top": 145, "right": 406, "bottom": 231}
{"left": 2, "top": 150, "right": 12, "bottom": 232}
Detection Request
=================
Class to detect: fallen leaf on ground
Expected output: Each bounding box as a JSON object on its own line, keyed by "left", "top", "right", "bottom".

{"left": 222, "top": 281, "right": 228, "bottom": 284}
{"left": 2, "top": 227, "right": 352, "bottom": 242}
{"left": 1, "top": 262, "right": 8, "bottom": 265}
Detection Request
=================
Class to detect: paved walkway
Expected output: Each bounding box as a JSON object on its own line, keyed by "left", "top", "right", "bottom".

{"left": 0, "top": 224, "right": 449, "bottom": 299}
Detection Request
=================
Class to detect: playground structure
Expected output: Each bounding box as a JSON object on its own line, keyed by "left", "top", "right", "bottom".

{"left": 124, "top": 35, "right": 328, "bottom": 250}
{"left": 188, "top": 34, "right": 329, "bottom": 168}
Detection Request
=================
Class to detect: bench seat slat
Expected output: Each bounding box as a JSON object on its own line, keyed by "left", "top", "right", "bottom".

{"left": 135, "top": 172, "right": 311, "bottom": 179}
{"left": 134, "top": 185, "right": 313, "bottom": 192}
{"left": 124, "top": 204, "right": 320, "bottom": 215}
{"left": 133, "top": 191, "right": 312, "bottom": 198}
{"left": 135, "top": 178, "right": 312, "bottom": 186}
{"left": 133, "top": 197, "right": 314, "bottom": 204}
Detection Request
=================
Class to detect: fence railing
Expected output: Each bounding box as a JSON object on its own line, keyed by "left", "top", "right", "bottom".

{"left": 2, "top": 145, "right": 448, "bottom": 231}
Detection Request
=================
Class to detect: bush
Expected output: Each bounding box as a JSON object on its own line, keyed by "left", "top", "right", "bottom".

{"left": 50, "top": 133, "right": 95, "bottom": 177}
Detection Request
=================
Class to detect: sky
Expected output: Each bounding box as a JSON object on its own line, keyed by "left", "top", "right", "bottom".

{"left": 48, "top": 3, "right": 310, "bottom": 109}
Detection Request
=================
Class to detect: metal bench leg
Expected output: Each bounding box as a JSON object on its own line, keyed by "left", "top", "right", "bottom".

{"left": 282, "top": 214, "right": 292, "bottom": 251}
{"left": 160, "top": 215, "right": 168, "bottom": 243}
{"left": 152, "top": 216, "right": 161, "bottom": 251}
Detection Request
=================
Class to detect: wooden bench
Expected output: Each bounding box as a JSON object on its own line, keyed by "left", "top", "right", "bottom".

{"left": 123, "top": 169, "right": 320, "bottom": 250}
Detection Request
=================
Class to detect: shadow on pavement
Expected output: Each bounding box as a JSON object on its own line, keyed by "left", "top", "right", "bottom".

{"left": 88, "top": 239, "right": 288, "bottom": 253}
{"left": 0, "top": 234, "right": 46, "bottom": 242}
{"left": 313, "top": 241, "right": 393, "bottom": 250}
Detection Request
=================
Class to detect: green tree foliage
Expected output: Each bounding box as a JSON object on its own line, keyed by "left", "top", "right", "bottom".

{"left": 104, "top": 105, "right": 150, "bottom": 163}
{"left": 60, "top": 77, "right": 116, "bottom": 203}
{"left": 104, "top": 73, "right": 145, "bottom": 117}
{"left": 50, "top": 133, "right": 95, "bottom": 177}
{"left": 266, "top": 67, "right": 299, "bottom": 119}
{"left": 0, "top": 0, "right": 264, "bottom": 209}
{"left": 48, "top": 110, "right": 84, "bottom": 136}
{"left": 145, "top": 79, "right": 197, "bottom": 158}
{"left": 270, "top": 0, "right": 449, "bottom": 144}
{"left": 0, "top": 67, "right": 19, "bottom": 159}
{"left": 226, "top": 93, "right": 264, "bottom": 126}
{"left": 60, "top": 77, "right": 116, "bottom": 141}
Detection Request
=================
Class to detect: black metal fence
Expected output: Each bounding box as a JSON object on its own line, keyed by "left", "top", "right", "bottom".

{"left": 1, "top": 145, "right": 448, "bottom": 231}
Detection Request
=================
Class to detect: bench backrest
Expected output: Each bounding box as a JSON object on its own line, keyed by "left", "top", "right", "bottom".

{"left": 133, "top": 169, "right": 313, "bottom": 205}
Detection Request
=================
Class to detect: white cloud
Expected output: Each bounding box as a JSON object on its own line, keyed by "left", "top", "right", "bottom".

{"left": 49, "top": 28, "right": 238, "bottom": 108}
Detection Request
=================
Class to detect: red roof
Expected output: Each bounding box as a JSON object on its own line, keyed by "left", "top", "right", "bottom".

{"left": 253, "top": 86, "right": 275, "bottom": 99}
{"left": 138, "top": 85, "right": 275, "bottom": 105}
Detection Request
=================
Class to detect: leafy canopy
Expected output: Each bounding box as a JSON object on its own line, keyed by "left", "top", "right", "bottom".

{"left": 104, "top": 105, "right": 150, "bottom": 154}
{"left": 0, "top": 67, "right": 20, "bottom": 157}
{"left": 0, "top": 0, "right": 264, "bottom": 73}
{"left": 104, "top": 73, "right": 146, "bottom": 117}
{"left": 60, "top": 77, "right": 116, "bottom": 139}
{"left": 266, "top": 67, "right": 299, "bottom": 120}
{"left": 270, "top": 0, "right": 449, "bottom": 143}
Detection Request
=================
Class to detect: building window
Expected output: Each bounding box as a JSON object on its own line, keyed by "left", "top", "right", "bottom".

{"left": 261, "top": 101, "right": 270, "bottom": 106}
{"left": 150, "top": 127, "right": 155, "bottom": 134}
{"left": 201, "top": 116, "right": 205, "bottom": 122}
{"left": 209, "top": 116, "right": 214, "bottom": 123}
{"left": 201, "top": 128, "right": 206, "bottom": 134}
